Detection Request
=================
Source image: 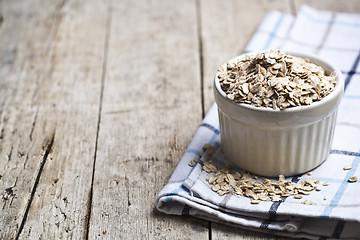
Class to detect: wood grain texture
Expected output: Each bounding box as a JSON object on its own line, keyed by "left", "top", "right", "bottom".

{"left": 0, "top": 0, "right": 64, "bottom": 239}
{"left": 87, "top": 0, "right": 208, "bottom": 239}
{"left": 0, "top": 0, "right": 359, "bottom": 239}
{"left": 15, "top": 0, "right": 110, "bottom": 238}
{"left": 293, "top": 0, "right": 360, "bottom": 13}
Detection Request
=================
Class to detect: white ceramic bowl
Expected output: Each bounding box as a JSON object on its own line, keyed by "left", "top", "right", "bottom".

{"left": 214, "top": 51, "right": 344, "bottom": 177}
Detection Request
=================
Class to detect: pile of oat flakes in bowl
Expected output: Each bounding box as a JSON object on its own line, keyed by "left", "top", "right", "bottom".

{"left": 218, "top": 50, "right": 336, "bottom": 109}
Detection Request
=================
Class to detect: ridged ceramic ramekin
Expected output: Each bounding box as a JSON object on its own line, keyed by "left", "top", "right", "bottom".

{"left": 214, "top": 51, "right": 344, "bottom": 177}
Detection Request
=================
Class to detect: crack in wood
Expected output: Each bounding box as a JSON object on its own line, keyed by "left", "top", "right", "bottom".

{"left": 196, "top": 0, "right": 205, "bottom": 119}
{"left": 22, "top": 153, "right": 29, "bottom": 170}
{"left": 7, "top": 146, "right": 13, "bottom": 162}
{"left": 0, "top": 14, "right": 3, "bottom": 29}
{"left": 1, "top": 177, "right": 18, "bottom": 210}
{"left": 289, "top": 0, "right": 297, "bottom": 15}
{"left": 0, "top": 116, "right": 9, "bottom": 140}
{"left": 125, "top": 176, "right": 131, "bottom": 215}
{"left": 29, "top": 109, "right": 38, "bottom": 141}
{"left": 84, "top": 4, "right": 113, "bottom": 240}
{"left": 195, "top": 1, "right": 211, "bottom": 239}
{"left": 31, "top": 0, "right": 68, "bottom": 105}
{"left": 15, "top": 131, "right": 55, "bottom": 240}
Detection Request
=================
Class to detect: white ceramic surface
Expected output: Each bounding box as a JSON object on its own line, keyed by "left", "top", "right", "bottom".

{"left": 214, "top": 51, "right": 344, "bottom": 177}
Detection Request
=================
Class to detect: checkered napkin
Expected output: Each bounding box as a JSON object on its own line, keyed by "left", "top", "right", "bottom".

{"left": 156, "top": 6, "right": 360, "bottom": 239}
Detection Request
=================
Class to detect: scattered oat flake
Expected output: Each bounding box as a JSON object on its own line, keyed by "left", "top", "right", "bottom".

{"left": 307, "top": 172, "right": 313, "bottom": 176}
{"left": 322, "top": 182, "right": 330, "bottom": 186}
{"left": 294, "top": 195, "right": 303, "bottom": 199}
{"left": 194, "top": 157, "right": 200, "bottom": 163}
{"left": 303, "top": 200, "right": 313, "bottom": 205}
{"left": 203, "top": 161, "right": 217, "bottom": 173}
{"left": 251, "top": 199, "right": 261, "bottom": 204}
{"left": 348, "top": 176, "right": 358, "bottom": 183}
{"left": 323, "top": 196, "right": 327, "bottom": 200}
{"left": 343, "top": 165, "right": 352, "bottom": 170}
{"left": 188, "top": 161, "right": 195, "bottom": 167}
{"left": 201, "top": 143, "right": 320, "bottom": 203}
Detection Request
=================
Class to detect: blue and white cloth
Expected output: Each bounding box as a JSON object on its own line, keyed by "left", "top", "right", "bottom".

{"left": 156, "top": 6, "right": 360, "bottom": 239}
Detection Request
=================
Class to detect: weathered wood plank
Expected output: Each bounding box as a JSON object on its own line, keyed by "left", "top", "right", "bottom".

{"left": 293, "top": 0, "right": 360, "bottom": 13}
{"left": 87, "top": 0, "right": 209, "bottom": 239}
{"left": 212, "top": 224, "right": 290, "bottom": 240}
{"left": 0, "top": 0, "right": 64, "bottom": 239}
{"left": 1, "top": 0, "right": 357, "bottom": 239}
{"left": 3, "top": 0, "right": 109, "bottom": 239}
{"left": 199, "top": 0, "right": 293, "bottom": 239}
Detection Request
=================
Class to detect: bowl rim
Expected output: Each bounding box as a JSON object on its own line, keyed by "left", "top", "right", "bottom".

{"left": 214, "top": 50, "right": 344, "bottom": 113}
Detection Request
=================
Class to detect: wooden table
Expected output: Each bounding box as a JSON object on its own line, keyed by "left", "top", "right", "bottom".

{"left": 1, "top": 0, "right": 359, "bottom": 239}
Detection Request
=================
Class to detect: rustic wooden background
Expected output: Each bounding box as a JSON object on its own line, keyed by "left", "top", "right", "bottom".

{"left": 1, "top": 0, "right": 359, "bottom": 239}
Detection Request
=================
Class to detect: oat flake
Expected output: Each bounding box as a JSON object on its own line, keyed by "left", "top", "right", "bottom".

{"left": 202, "top": 157, "right": 320, "bottom": 203}
{"left": 343, "top": 165, "right": 352, "bottom": 170}
{"left": 218, "top": 50, "right": 336, "bottom": 110}
{"left": 348, "top": 176, "right": 358, "bottom": 183}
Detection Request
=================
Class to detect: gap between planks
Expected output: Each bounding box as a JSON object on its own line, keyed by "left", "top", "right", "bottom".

{"left": 15, "top": 131, "right": 56, "bottom": 240}
{"left": 12, "top": 0, "right": 67, "bottom": 237}
{"left": 196, "top": 0, "right": 212, "bottom": 239}
{"left": 196, "top": 0, "right": 205, "bottom": 119}
{"left": 289, "top": 0, "right": 297, "bottom": 15}
{"left": 84, "top": 4, "right": 113, "bottom": 240}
